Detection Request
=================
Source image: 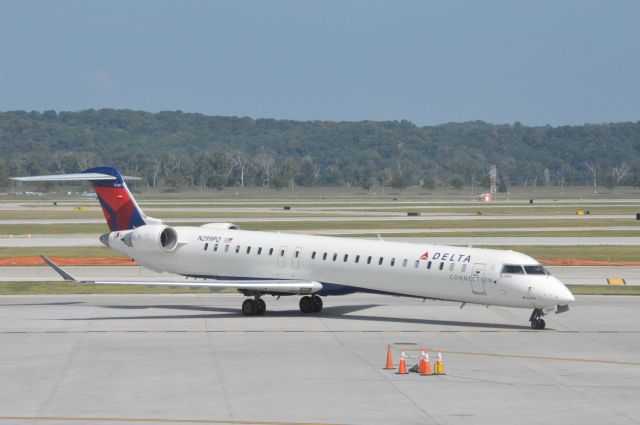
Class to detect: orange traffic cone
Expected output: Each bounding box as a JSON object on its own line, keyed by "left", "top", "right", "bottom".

{"left": 384, "top": 345, "right": 394, "bottom": 370}
{"left": 418, "top": 350, "right": 426, "bottom": 374}
{"left": 421, "top": 351, "right": 431, "bottom": 376}
{"left": 435, "top": 350, "right": 445, "bottom": 375}
{"left": 397, "top": 351, "right": 407, "bottom": 374}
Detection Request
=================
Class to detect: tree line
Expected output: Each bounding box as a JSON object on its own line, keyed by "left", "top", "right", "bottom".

{"left": 1, "top": 109, "right": 640, "bottom": 191}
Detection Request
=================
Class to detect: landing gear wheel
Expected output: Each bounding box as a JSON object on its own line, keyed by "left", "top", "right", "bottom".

{"left": 242, "top": 299, "right": 256, "bottom": 316}
{"left": 311, "top": 295, "right": 323, "bottom": 313}
{"left": 299, "top": 296, "right": 313, "bottom": 313}
{"left": 529, "top": 309, "right": 546, "bottom": 330}
{"left": 255, "top": 298, "right": 266, "bottom": 315}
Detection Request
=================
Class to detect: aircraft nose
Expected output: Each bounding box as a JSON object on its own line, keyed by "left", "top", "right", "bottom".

{"left": 555, "top": 280, "right": 575, "bottom": 303}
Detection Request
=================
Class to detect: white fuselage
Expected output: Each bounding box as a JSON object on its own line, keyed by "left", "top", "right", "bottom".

{"left": 105, "top": 226, "right": 575, "bottom": 310}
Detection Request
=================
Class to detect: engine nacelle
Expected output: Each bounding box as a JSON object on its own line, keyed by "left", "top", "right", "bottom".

{"left": 200, "top": 223, "right": 239, "bottom": 230}
{"left": 127, "top": 225, "right": 179, "bottom": 253}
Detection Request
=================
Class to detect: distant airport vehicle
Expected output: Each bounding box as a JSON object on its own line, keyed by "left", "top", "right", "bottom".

{"left": 13, "top": 167, "right": 574, "bottom": 329}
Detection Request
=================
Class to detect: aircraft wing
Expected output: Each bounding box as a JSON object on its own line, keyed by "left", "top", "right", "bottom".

{"left": 41, "top": 256, "right": 321, "bottom": 295}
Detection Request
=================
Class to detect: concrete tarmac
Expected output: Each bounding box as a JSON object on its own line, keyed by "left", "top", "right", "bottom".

{"left": 0, "top": 294, "right": 638, "bottom": 425}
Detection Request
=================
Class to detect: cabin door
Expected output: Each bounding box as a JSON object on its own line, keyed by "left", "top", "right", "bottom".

{"left": 471, "top": 263, "right": 487, "bottom": 295}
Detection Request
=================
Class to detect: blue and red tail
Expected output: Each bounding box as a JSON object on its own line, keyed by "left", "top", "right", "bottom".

{"left": 83, "top": 167, "right": 148, "bottom": 231}
{"left": 11, "top": 166, "right": 155, "bottom": 232}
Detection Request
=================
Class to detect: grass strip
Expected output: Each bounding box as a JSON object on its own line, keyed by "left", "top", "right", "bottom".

{"left": 0, "top": 247, "right": 117, "bottom": 259}
{"left": 480, "top": 245, "right": 640, "bottom": 262}
{"left": 1, "top": 218, "right": 636, "bottom": 235}
{"left": 0, "top": 281, "right": 236, "bottom": 295}
{"left": 566, "top": 285, "right": 640, "bottom": 295}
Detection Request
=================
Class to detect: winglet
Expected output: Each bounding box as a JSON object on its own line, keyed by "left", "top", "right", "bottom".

{"left": 40, "top": 256, "right": 78, "bottom": 282}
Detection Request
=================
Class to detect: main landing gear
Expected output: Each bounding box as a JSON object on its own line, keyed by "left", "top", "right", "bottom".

{"left": 299, "top": 295, "right": 323, "bottom": 314}
{"left": 242, "top": 297, "right": 266, "bottom": 316}
{"left": 241, "top": 295, "right": 323, "bottom": 316}
{"left": 529, "top": 308, "right": 546, "bottom": 330}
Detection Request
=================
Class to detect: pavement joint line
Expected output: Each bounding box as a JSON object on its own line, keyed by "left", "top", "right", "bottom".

{"left": 0, "top": 416, "right": 346, "bottom": 425}
{"left": 444, "top": 350, "right": 640, "bottom": 366}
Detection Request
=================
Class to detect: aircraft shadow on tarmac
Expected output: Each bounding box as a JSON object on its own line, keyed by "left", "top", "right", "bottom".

{"left": 2, "top": 301, "right": 85, "bottom": 307}
{"left": 59, "top": 303, "right": 530, "bottom": 330}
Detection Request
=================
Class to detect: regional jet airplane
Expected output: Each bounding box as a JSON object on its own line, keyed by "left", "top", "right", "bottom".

{"left": 13, "top": 167, "right": 574, "bottom": 329}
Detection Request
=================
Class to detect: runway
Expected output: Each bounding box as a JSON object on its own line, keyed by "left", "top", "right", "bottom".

{"left": 0, "top": 213, "right": 635, "bottom": 225}
{"left": 0, "top": 294, "right": 638, "bottom": 424}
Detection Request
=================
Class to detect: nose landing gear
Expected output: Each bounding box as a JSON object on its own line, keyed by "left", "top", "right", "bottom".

{"left": 529, "top": 308, "right": 546, "bottom": 330}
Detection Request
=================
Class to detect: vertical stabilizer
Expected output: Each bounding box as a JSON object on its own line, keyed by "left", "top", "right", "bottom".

{"left": 83, "top": 167, "right": 150, "bottom": 231}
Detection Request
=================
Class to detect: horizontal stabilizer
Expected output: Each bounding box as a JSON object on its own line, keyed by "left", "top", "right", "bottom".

{"left": 41, "top": 256, "right": 322, "bottom": 295}
{"left": 11, "top": 173, "right": 141, "bottom": 182}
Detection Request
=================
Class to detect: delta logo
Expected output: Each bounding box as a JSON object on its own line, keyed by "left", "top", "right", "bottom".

{"left": 419, "top": 250, "right": 471, "bottom": 263}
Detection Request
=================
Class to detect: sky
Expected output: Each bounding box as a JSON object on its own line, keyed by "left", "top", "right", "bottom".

{"left": 0, "top": 0, "right": 639, "bottom": 126}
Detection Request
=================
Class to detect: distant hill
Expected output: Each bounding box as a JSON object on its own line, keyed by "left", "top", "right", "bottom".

{"left": 1, "top": 109, "right": 639, "bottom": 190}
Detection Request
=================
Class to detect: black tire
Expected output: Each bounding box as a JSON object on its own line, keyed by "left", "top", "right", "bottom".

{"left": 312, "top": 296, "right": 323, "bottom": 313}
{"left": 538, "top": 319, "right": 546, "bottom": 330}
{"left": 256, "top": 298, "right": 266, "bottom": 315}
{"left": 242, "top": 299, "right": 256, "bottom": 316}
{"left": 299, "top": 296, "right": 313, "bottom": 313}
{"left": 531, "top": 319, "right": 539, "bottom": 329}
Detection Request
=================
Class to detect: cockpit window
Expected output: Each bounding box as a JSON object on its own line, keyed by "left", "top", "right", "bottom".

{"left": 501, "top": 264, "right": 524, "bottom": 274}
{"left": 524, "top": 265, "right": 548, "bottom": 275}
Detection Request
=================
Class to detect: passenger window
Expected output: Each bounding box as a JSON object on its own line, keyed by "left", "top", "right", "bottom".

{"left": 439, "top": 262, "right": 444, "bottom": 270}
{"left": 402, "top": 259, "right": 407, "bottom": 267}
{"left": 311, "top": 251, "right": 316, "bottom": 259}
{"left": 427, "top": 261, "right": 432, "bottom": 269}
{"left": 343, "top": 254, "right": 348, "bottom": 262}
{"left": 214, "top": 243, "right": 219, "bottom": 252}
{"left": 269, "top": 248, "right": 274, "bottom": 256}
{"left": 246, "top": 246, "right": 251, "bottom": 254}
{"left": 225, "top": 244, "right": 230, "bottom": 252}
{"left": 235, "top": 245, "right": 240, "bottom": 253}
{"left": 323, "top": 252, "right": 327, "bottom": 260}
{"left": 501, "top": 264, "right": 524, "bottom": 274}
{"left": 257, "top": 247, "right": 262, "bottom": 255}
{"left": 449, "top": 263, "right": 455, "bottom": 271}
{"left": 461, "top": 264, "right": 467, "bottom": 272}
{"left": 355, "top": 255, "right": 360, "bottom": 263}
{"left": 204, "top": 243, "right": 208, "bottom": 251}
{"left": 414, "top": 260, "right": 419, "bottom": 268}
{"left": 295, "top": 250, "right": 300, "bottom": 258}
{"left": 280, "top": 249, "right": 285, "bottom": 257}
{"left": 332, "top": 253, "right": 337, "bottom": 261}
{"left": 367, "top": 256, "right": 372, "bottom": 264}
{"left": 390, "top": 258, "right": 395, "bottom": 266}
{"left": 378, "top": 257, "right": 383, "bottom": 265}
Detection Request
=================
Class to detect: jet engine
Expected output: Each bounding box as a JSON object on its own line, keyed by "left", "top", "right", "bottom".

{"left": 126, "top": 225, "right": 179, "bottom": 253}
